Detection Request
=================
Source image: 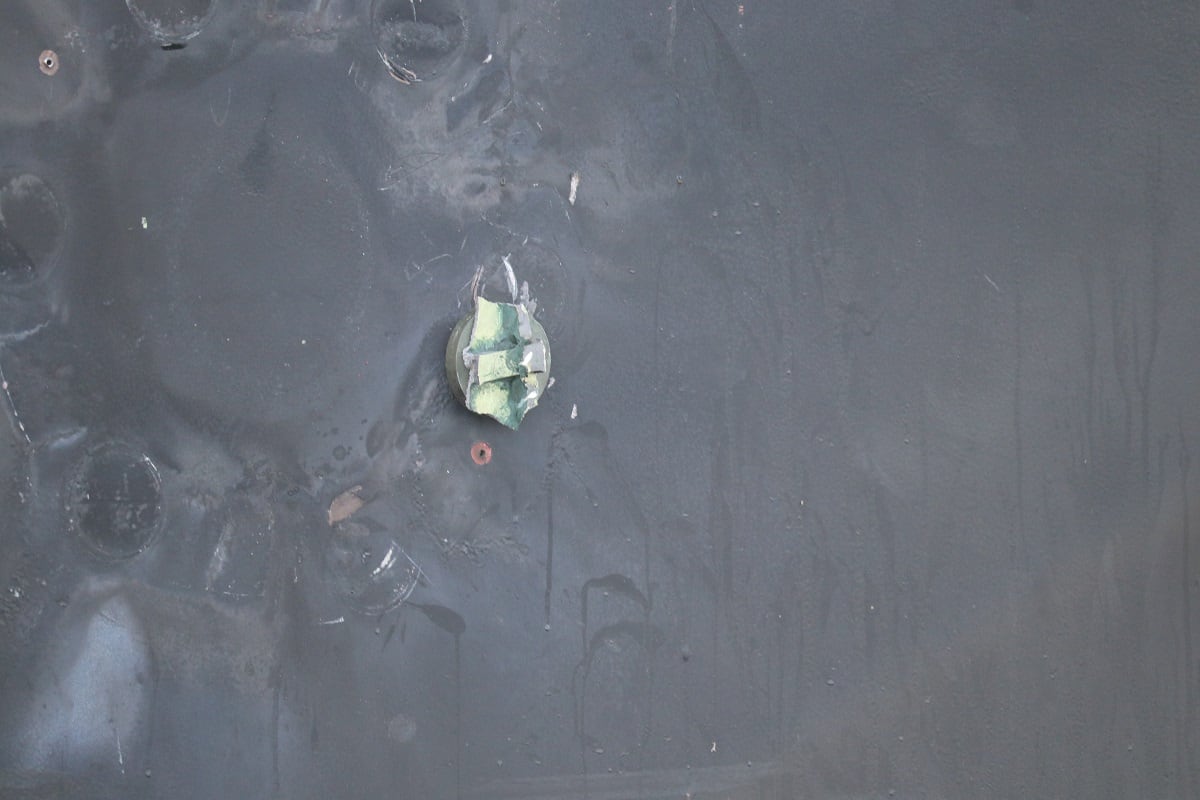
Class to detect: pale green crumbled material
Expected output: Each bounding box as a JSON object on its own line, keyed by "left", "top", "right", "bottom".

{"left": 464, "top": 298, "right": 548, "bottom": 429}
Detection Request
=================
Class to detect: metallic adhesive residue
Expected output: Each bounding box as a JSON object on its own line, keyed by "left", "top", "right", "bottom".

{"left": 446, "top": 260, "right": 552, "bottom": 429}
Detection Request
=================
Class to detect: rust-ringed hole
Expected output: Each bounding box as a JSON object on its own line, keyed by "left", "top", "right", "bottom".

{"left": 39, "top": 50, "right": 59, "bottom": 76}
{"left": 470, "top": 441, "right": 492, "bottom": 466}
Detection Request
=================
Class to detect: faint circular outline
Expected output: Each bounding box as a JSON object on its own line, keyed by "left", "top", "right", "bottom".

{"left": 386, "top": 712, "right": 418, "bottom": 744}
{"left": 0, "top": 170, "right": 68, "bottom": 286}
{"left": 324, "top": 521, "right": 421, "bottom": 615}
{"left": 66, "top": 442, "right": 165, "bottom": 562}
{"left": 470, "top": 441, "right": 492, "bottom": 466}
{"left": 38, "top": 50, "right": 59, "bottom": 76}
{"left": 370, "top": 0, "right": 467, "bottom": 82}
{"left": 125, "top": 0, "right": 217, "bottom": 44}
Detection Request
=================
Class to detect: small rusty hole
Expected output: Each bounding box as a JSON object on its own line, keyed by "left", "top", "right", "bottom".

{"left": 470, "top": 441, "right": 492, "bottom": 466}
{"left": 39, "top": 50, "right": 59, "bottom": 76}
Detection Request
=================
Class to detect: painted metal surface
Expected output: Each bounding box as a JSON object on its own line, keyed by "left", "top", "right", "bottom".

{"left": 1, "top": 1, "right": 1199, "bottom": 798}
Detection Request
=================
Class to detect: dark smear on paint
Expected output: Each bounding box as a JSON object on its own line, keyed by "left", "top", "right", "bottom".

{"left": 412, "top": 602, "right": 464, "bottom": 799}
{"left": 581, "top": 573, "right": 650, "bottom": 652}
{"left": 410, "top": 603, "right": 465, "bottom": 635}
{"left": 585, "top": 621, "right": 666, "bottom": 661}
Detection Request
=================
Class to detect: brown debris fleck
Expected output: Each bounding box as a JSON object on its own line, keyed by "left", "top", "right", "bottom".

{"left": 328, "top": 485, "right": 364, "bottom": 526}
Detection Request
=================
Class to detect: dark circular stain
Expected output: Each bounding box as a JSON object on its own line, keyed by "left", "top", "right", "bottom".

{"left": 0, "top": 173, "right": 65, "bottom": 286}
{"left": 631, "top": 39, "right": 655, "bottom": 68}
{"left": 372, "top": 0, "right": 465, "bottom": 81}
{"left": 68, "top": 444, "right": 164, "bottom": 560}
{"left": 38, "top": 50, "right": 58, "bottom": 76}
{"left": 333, "top": 444, "right": 348, "bottom": 461}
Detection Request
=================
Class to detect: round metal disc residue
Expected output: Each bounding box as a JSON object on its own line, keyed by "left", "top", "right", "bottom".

{"left": 386, "top": 713, "right": 418, "bottom": 744}
{"left": 372, "top": 0, "right": 465, "bottom": 82}
{"left": 0, "top": 173, "right": 65, "bottom": 286}
{"left": 67, "top": 444, "right": 165, "bottom": 561}
{"left": 324, "top": 521, "right": 421, "bottom": 615}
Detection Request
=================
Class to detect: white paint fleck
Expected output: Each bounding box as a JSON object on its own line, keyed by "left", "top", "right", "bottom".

{"left": 141, "top": 216, "right": 148, "bottom": 230}
{"left": 570, "top": 403, "right": 578, "bottom": 420}
{"left": 502, "top": 254, "right": 518, "bottom": 300}
{"left": 568, "top": 172, "right": 581, "bottom": 205}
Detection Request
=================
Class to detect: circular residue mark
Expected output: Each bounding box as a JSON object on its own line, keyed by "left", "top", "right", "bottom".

{"left": 470, "top": 441, "right": 492, "bottom": 466}
{"left": 387, "top": 713, "right": 418, "bottom": 744}
{"left": 125, "top": 0, "right": 215, "bottom": 43}
{"left": 0, "top": 173, "right": 65, "bottom": 285}
{"left": 68, "top": 444, "right": 164, "bottom": 560}
{"left": 325, "top": 521, "right": 421, "bottom": 614}
{"left": 38, "top": 50, "right": 58, "bottom": 76}
{"left": 372, "top": 0, "right": 465, "bottom": 81}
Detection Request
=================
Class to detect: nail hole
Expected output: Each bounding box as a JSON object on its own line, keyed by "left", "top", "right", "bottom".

{"left": 39, "top": 50, "right": 59, "bottom": 76}
{"left": 470, "top": 441, "right": 492, "bottom": 466}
